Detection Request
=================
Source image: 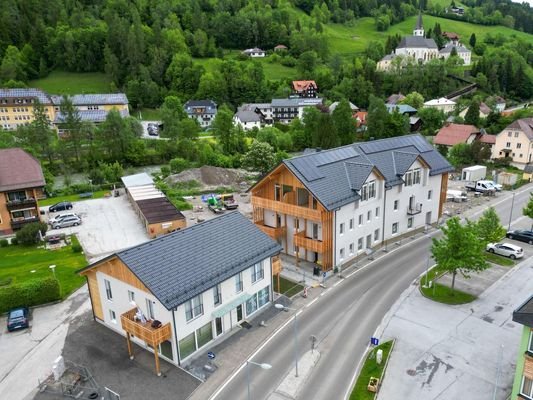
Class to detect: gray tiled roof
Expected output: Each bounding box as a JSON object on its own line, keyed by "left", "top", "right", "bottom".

{"left": 397, "top": 36, "right": 438, "bottom": 49}
{"left": 282, "top": 134, "right": 453, "bottom": 211}
{"left": 385, "top": 104, "right": 417, "bottom": 114}
{"left": 108, "top": 212, "right": 281, "bottom": 310}
{"left": 0, "top": 88, "right": 52, "bottom": 104}
{"left": 54, "top": 109, "right": 128, "bottom": 123}
{"left": 235, "top": 110, "right": 262, "bottom": 123}
{"left": 51, "top": 93, "right": 128, "bottom": 105}
{"left": 439, "top": 43, "right": 470, "bottom": 54}
{"left": 271, "top": 98, "right": 323, "bottom": 107}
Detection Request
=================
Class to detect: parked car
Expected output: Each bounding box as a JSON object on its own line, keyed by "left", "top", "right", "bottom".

{"left": 49, "top": 213, "right": 79, "bottom": 225}
{"left": 7, "top": 307, "right": 29, "bottom": 332}
{"left": 506, "top": 230, "right": 533, "bottom": 245}
{"left": 49, "top": 202, "right": 73, "bottom": 212}
{"left": 52, "top": 215, "right": 81, "bottom": 229}
{"left": 484, "top": 180, "right": 503, "bottom": 191}
{"left": 486, "top": 242, "right": 524, "bottom": 259}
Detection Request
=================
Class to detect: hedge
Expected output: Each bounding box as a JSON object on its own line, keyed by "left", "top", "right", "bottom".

{"left": 0, "top": 277, "right": 61, "bottom": 313}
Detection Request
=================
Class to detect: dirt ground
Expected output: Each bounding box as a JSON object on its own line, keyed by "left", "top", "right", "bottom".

{"left": 182, "top": 192, "right": 253, "bottom": 226}
{"left": 165, "top": 166, "right": 255, "bottom": 191}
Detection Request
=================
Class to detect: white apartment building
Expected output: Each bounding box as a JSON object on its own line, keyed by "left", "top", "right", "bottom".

{"left": 79, "top": 212, "right": 281, "bottom": 374}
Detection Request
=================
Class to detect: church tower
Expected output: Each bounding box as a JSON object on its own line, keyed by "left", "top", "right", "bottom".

{"left": 413, "top": 11, "right": 424, "bottom": 37}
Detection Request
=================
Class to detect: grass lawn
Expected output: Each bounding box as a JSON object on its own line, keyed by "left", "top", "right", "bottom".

{"left": 485, "top": 252, "right": 515, "bottom": 267}
{"left": 350, "top": 340, "right": 394, "bottom": 400}
{"left": 193, "top": 56, "right": 297, "bottom": 81}
{"left": 30, "top": 71, "right": 111, "bottom": 95}
{"left": 420, "top": 268, "right": 477, "bottom": 305}
{"left": 39, "top": 190, "right": 109, "bottom": 206}
{"left": 274, "top": 276, "right": 304, "bottom": 297}
{"left": 135, "top": 108, "right": 162, "bottom": 121}
{"left": 0, "top": 237, "right": 87, "bottom": 298}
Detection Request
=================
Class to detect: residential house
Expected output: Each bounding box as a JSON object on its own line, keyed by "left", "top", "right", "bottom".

{"left": 0, "top": 89, "right": 129, "bottom": 133}
{"left": 329, "top": 101, "right": 359, "bottom": 116}
{"left": 242, "top": 48, "right": 266, "bottom": 58}
{"left": 438, "top": 41, "right": 471, "bottom": 66}
{"left": 458, "top": 102, "right": 492, "bottom": 120}
{"left": 386, "top": 93, "right": 406, "bottom": 105}
{"left": 0, "top": 148, "right": 45, "bottom": 235}
{"left": 291, "top": 80, "right": 318, "bottom": 98}
{"left": 274, "top": 45, "right": 288, "bottom": 52}
{"left": 234, "top": 102, "right": 273, "bottom": 130}
{"left": 434, "top": 123, "right": 479, "bottom": 148}
{"left": 450, "top": 6, "right": 465, "bottom": 15}
{"left": 78, "top": 212, "right": 282, "bottom": 374}
{"left": 385, "top": 104, "right": 417, "bottom": 116}
{"left": 121, "top": 173, "right": 186, "bottom": 238}
{"left": 492, "top": 118, "right": 533, "bottom": 169}
{"left": 510, "top": 295, "right": 533, "bottom": 400}
{"left": 184, "top": 100, "right": 217, "bottom": 128}
{"left": 442, "top": 32, "right": 460, "bottom": 41}
{"left": 494, "top": 96, "right": 506, "bottom": 113}
{"left": 271, "top": 98, "right": 323, "bottom": 124}
{"left": 424, "top": 97, "right": 456, "bottom": 113}
{"left": 250, "top": 134, "right": 453, "bottom": 271}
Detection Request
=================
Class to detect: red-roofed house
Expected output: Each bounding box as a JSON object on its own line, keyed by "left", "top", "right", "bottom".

{"left": 355, "top": 111, "right": 367, "bottom": 127}
{"left": 0, "top": 148, "right": 46, "bottom": 234}
{"left": 291, "top": 80, "right": 318, "bottom": 98}
{"left": 434, "top": 123, "right": 479, "bottom": 147}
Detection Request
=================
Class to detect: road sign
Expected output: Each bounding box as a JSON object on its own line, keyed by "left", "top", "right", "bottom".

{"left": 207, "top": 351, "right": 216, "bottom": 360}
{"left": 370, "top": 337, "right": 379, "bottom": 346}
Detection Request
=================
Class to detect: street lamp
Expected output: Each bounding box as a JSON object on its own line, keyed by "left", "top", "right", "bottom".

{"left": 508, "top": 192, "right": 516, "bottom": 230}
{"left": 275, "top": 303, "right": 299, "bottom": 377}
{"left": 246, "top": 360, "right": 272, "bottom": 400}
{"left": 49, "top": 264, "right": 56, "bottom": 279}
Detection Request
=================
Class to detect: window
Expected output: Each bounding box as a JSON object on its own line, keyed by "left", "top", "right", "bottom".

{"left": 258, "top": 286, "right": 269, "bottom": 308}
{"left": 104, "top": 279, "right": 113, "bottom": 300}
{"left": 506, "top": 142, "right": 511, "bottom": 148}
{"left": 251, "top": 262, "right": 264, "bottom": 283}
{"left": 521, "top": 376, "right": 533, "bottom": 398}
{"left": 515, "top": 131, "right": 519, "bottom": 137}
{"left": 358, "top": 214, "right": 363, "bottom": 225}
{"left": 339, "top": 222, "right": 345, "bottom": 235}
{"left": 414, "top": 169, "right": 421, "bottom": 184}
{"left": 404, "top": 171, "right": 413, "bottom": 186}
{"left": 196, "top": 322, "right": 213, "bottom": 349}
{"left": 128, "top": 290, "right": 135, "bottom": 303}
{"left": 213, "top": 284, "right": 222, "bottom": 306}
{"left": 109, "top": 310, "right": 116, "bottom": 323}
{"left": 185, "top": 295, "right": 203, "bottom": 321}
{"left": 349, "top": 218, "right": 354, "bottom": 230}
{"left": 367, "top": 210, "right": 371, "bottom": 221}
{"left": 339, "top": 248, "right": 345, "bottom": 260}
{"left": 360, "top": 180, "right": 376, "bottom": 201}
{"left": 392, "top": 223, "right": 398, "bottom": 234}
{"left": 374, "top": 229, "right": 380, "bottom": 241}
{"left": 375, "top": 207, "right": 379, "bottom": 218}
{"left": 274, "top": 184, "right": 281, "bottom": 201}
{"left": 520, "top": 154, "right": 523, "bottom": 158}
{"left": 246, "top": 293, "right": 258, "bottom": 315}
{"left": 179, "top": 332, "right": 196, "bottom": 360}
{"left": 393, "top": 200, "right": 399, "bottom": 211}
{"left": 529, "top": 331, "right": 533, "bottom": 353}
{"left": 428, "top": 190, "right": 432, "bottom": 200}
{"left": 358, "top": 238, "right": 363, "bottom": 250}
{"left": 517, "top": 143, "right": 522, "bottom": 149}
{"left": 235, "top": 273, "right": 243, "bottom": 293}
{"left": 349, "top": 243, "right": 354, "bottom": 255}
{"left": 146, "top": 299, "right": 155, "bottom": 320}
{"left": 408, "top": 217, "right": 413, "bottom": 228}
{"left": 507, "top": 131, "right": 512, "bottom": 137}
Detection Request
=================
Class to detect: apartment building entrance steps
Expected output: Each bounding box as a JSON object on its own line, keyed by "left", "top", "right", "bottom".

{"left": 279, "top": 254, "right": 322, "bottom": 288}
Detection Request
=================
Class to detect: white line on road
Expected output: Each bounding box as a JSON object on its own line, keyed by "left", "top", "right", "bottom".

{"left": 306, "top": 298, "right": 319, "bottom": 308}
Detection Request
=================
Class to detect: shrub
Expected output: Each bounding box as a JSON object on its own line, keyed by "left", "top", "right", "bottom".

{"left": 72, "top": 243, "right": 83, "bottom": 253}
{"left": 169, "top": 157, "right": 190, "bottom": 174}
{"left": 10, "top": 237, "right": 18, "bottom": 245}
{"left": 0, "top": 239, "right": 8, "bottom": 247}
{"left": 0, "top": 277, "right": 12, "bottom": 286}
{"left": 0, "top": 277, "right": 61, "bottom": 313}
{"left": 15, "top": 222, "right": 48, "bottom": 245}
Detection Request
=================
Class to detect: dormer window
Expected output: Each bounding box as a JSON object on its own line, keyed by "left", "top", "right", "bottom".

{"left": 360, "top": 180, "right": 376, "bottom": 201}
{"left": 404, "top": 168, "right": 421, "bottom": 187}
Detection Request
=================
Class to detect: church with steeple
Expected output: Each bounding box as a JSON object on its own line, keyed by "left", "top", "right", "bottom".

{"left": 377, "top": 12, "right": 471, "bottom": 71}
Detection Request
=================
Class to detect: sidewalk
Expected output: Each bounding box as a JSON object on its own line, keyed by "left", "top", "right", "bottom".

{"left": 376, "top": 249, "right": 533, "bottom": 400}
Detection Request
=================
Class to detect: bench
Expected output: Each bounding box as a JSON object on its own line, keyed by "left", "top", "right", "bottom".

{"left": 78, "top": 192, "right": 93, "bottom": 199}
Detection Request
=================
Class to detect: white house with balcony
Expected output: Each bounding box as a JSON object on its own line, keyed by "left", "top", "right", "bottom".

{"left": 79, "top": 212, "right": 281, "bottom": 374}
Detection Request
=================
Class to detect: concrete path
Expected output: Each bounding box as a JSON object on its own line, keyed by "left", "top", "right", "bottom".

{"left": 376, "top": 252, "right": 533, "bottom": 400}
{"left": 0, "top": 287, "right": 91, "bottom": 400}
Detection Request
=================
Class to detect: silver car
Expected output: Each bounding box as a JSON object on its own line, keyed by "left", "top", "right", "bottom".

{"left": 49, "top": 213, "right": 79, "bottom": 225}
{"left": 486, "top": 242, "right": 524, "bottom": 259}
{"left": 52, "top": 215, "right": 82, "bottom": 229}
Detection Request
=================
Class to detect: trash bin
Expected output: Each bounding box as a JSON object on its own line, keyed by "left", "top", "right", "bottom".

{"left": 313, "top": 266, "right": 320, "bottom": 276}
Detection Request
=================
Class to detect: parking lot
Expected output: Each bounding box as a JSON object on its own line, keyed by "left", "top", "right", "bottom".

{"left": 45, "top": 194, "right": 149, "bottom": 261}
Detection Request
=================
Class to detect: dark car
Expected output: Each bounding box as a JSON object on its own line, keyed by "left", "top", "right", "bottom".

{"left": 506, "top": 230, "right": 533, "bottom": 245}
{"left": 49, "top": 202, "right": 73, "bottom": 212}
{"left": 7, "top": 307, "right": 29, "bottom": 332}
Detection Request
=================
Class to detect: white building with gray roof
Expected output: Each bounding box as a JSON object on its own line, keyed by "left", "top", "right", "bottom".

{"left": 79, "top": 212, "right": 281, "bottom": 370}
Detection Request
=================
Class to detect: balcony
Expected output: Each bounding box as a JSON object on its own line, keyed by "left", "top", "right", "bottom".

{"left": 407, "top": 203, "right": 423, "bottom": 215}
{"left": 10, "top": 216, "right": 40, "bottom": 230}
{"left": 294, "top": 230, "right": 324, "bottom": 253}
{"left": 252, "top": 196, "right": 321, "bottom": 222}
{"left": 120, "top": 308, "right": 172, "bottom": 348}
{"left": 6, "top": 198, "right": 37, "bottom": 211}
{"left": 255, "top": 220, "right": 286, "bottom": 239}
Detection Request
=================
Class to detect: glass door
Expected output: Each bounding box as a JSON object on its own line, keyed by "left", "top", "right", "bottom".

{"left": 236, "top": 305, "right": 243, "bottom": 322}
{"left": 215, "top": 317, "right": 223, "bottom": 336}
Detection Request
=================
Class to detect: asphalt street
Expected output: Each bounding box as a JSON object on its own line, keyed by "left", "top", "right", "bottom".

{"left": 211, "top": 185, "right": 532, "bottom": 400}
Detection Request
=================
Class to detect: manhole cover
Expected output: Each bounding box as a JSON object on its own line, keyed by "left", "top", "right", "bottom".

{"left": 406, "top": 369, "right": 416, "bottom": 376}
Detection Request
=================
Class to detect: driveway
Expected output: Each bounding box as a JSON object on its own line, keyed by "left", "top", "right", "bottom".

{"left": 45, "top": 195, "right": 149, "bottom": 261}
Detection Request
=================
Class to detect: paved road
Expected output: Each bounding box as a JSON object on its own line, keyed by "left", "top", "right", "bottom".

{"left": 212, "top": 185, "right": 532, "bottom": 400}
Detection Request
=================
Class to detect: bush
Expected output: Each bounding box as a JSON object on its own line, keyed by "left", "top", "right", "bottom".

{"left": 0, "top": 277, "right": 61, "bottom": 313}
{"left": 0, "top": 239, "right": 8, "bottom": 247}
{"left": 169, "top": 157, "right": 191, "bottom": 173}
{"left": 72, "top": 243, "right": 83, "bottom": 253}
{"left": 15, "top": 222, "right": 48, "bottom": 245}
{"left": 10, "top": 237, "right": 18, "bottom": 245}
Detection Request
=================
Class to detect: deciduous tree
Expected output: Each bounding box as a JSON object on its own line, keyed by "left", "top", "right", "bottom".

{"left": 475, "top": 207, "right": 506, "bottom": 245}
{"left": 241, "top": 140, "right": 276, "bottom": 175}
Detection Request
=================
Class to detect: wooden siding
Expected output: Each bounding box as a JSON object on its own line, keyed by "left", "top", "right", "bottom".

{"left": 256, "top": 221, "right": 286, "bottom": 239}
{"left": 294, "top": 231, "right": 324, "bottom": 253}
{"left": 524, "top": 354, "right": 533, "bottom": 380}
{"left": 148, "top": 219, "right": 187, "bottom": 238}
{"left": 438, "top": 173, "right": 448, "bottom": 218}
{"left": 85, "top": 270, "right": 104, "bottom": 321}
{"left": 120, "top": 308, "right": 171, "bottom": 347}
{"left": 251, "top": 197, "right": 322, "bottom": 221}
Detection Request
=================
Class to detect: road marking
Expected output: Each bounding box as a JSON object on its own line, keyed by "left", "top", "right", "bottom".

{"left": 333, "top": 280, "right": 342, "bottom": 287}
{"left": 306, "top": 298, "right": 319, "bottom": 308}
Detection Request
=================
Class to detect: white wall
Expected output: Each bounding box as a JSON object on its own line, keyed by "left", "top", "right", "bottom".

{"left": 96, "top": 256, "right": 273, "bottom": 365}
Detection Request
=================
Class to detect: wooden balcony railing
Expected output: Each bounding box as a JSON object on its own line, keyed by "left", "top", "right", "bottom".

{"left": 256, "top": 221, "right": 285, "bottom": 239}
{"left": 6, "top": 198, "right": 37, "bottom": 210}
{"left": 10, "top": 216, "right": 39, "bottom": 230}
{"left": 251, "top": 196, "right": 321, "bottom": 222}
{"left": 294, "top": 230, "right": 324, "bottom": 253}
{"left": 120, "top": 308, "right": 172, "bottom": 348}
{"left": 272, "top": 255, "right": 282, "bottom": 275}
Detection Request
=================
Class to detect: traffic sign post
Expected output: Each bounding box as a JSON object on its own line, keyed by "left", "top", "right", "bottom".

{"left": 370, "top": 337, "right": 379, "bottom": 346}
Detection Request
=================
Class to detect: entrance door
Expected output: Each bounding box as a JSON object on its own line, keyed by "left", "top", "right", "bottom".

{"left": 236, "top": 305, "right": 243, "bottom": 322}
{"left": 215, "top": 317, "right": 223, "bottom": 336}
{"left": 426, "top": 211, "right": 432, "bottom": 225}
{"left": 159, "top": 340, "right": 173, "bottom": 361}
{"left": 366, "top": 234, "right": 371, "bottom": 249}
